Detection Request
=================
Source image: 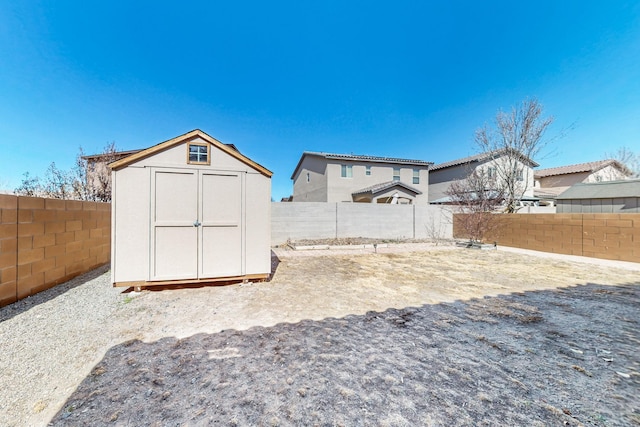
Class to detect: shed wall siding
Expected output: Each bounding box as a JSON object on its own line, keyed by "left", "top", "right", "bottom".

{"left": 245, "top": 173, "right": 272, "bottom": 274}
{"left": 112, "top": 167, "right": 150, "bottom": 283}
{"left": 557, "top": 198, "right": 640, "bottom": 213}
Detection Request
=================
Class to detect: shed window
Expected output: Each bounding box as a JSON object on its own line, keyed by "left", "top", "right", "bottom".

{"left": 341, "top": 164, "right": 353, "bottom": 178}
{"left": 366, "top": 166, "right": 371, "bottom": 176}
{"left": 188, "top": 143, "right": 210, "bottom": 165}
{"left": 393, "top": 167, "right": 400, "bottom": 182}
{"left": 413, "top": 169, "right": 420, "bottom": 184}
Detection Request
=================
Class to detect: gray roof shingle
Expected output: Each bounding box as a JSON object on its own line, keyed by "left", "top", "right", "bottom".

{"left": 556, "top": 179, "right": 640, "bottom": 200}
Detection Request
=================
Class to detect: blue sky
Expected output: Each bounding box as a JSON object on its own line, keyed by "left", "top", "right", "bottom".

{"left": 1, "top": 1, "right": 639, "bottom": 200}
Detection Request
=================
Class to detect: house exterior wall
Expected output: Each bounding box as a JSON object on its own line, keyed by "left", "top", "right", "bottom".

{"left": 536, "top": 172, "right": 590, "bottom": 194}
{"left": 429, "top": 163, "right": 470, "bottom": 201}
{"left": 536, "top": 166, "right": 629, "bottom": 194}
{"left": 586, "top": 165, "right": 629, "bottom": 183}
{"left": 111, "top": 136, "right": 271, "bottom": 284}
{"left": 292, "top": 156, "right": 328, "bottom": 202}
{"left": 292, "top": 155, "right": 430, "bottom": 204}
{"left": 429, "top": 157, "right": 535, "bottom": 202}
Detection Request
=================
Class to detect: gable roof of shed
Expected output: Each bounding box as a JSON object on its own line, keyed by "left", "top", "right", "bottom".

{"left": 431, "top": 149, "right": 539, "bottom": 171}
{"left": 291, "top": 151, "right": 432, "bottom": 180}
{"left": 556, "top": 179, "right": 640, "bottom": 200}
{"left": 108, "top": 129, "right": 272, "bottom": 177}
{"left": 534, "top": 159, "right": 631, "bottom": 179}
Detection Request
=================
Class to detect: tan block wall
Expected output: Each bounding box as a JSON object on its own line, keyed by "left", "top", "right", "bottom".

{"left": 453, "top": 213, "right": 640, "bottom": 263}
{"left": 0, "top": 195, "right": 110, "bottom": 307}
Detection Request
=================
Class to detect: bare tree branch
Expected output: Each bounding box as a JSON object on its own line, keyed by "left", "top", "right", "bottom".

{"left": 445, "top": 168, "right": 504, "bottom": 243}
{"left": 14, "top": 143, "right": 119, "bottom": 201}
{"left": 474, "top": 98, "right": 556, "bottom": 213}
{"left": 605, "top": 146, "right": 640, "bottom": 178}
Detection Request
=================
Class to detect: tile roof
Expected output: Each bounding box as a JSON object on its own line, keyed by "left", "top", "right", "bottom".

{"left": 534, "top": 159, "right": 631, "bottom": 178}
{"left": 351, "top": 181, "right": 422, "bottom": 196}
{"left": 81, "top": 149, "right": 143, "bottom": 161}
{"left": 291, "top": 151, "right": 432, "bottom": 180}
{"left": 308, "top": 151, "right": 432, "bottom": 165}
{"left": 430, "top": 149, "right": 539, "bottom": 171}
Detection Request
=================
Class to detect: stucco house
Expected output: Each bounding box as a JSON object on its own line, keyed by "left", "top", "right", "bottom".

{"left": 534, "top": 159, "right": 632, "bottom": 200}
{"left": 290, "top": 152, "right": 433, "bottom": 204}
{"left": 429, "top": 150, "right": 539, "bottom": 203}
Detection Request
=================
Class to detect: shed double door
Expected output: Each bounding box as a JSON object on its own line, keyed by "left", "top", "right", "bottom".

{"left": 150, "top": 168, "right": 243, "bottom": 281}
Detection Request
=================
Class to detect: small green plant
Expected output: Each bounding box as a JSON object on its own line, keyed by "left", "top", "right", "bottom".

{"left": 122, "top": 295, "right": 134, "bottom": 304}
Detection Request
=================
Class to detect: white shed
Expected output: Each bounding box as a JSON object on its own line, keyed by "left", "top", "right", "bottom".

{"left": 109, "top": 129, "right": 272, "bottom": 288}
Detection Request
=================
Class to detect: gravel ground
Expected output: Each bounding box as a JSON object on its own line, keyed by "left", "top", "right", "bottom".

{"left": 51, "top": 284, "right": 640, "bottom": 426}
{"left": 1, "top": 245, "right": 639, "bottom": 426}
{"left": 0, "top": 266, "right": 126, "bottom": 427}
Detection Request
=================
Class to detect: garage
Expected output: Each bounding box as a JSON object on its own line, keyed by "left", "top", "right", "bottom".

{"left": 109, "top": 129, "right": 272, "bottom": 287}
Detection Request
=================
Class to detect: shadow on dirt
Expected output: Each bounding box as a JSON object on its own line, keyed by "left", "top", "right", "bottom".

{"left": 51, "top": 282, "right": 640, "bottom": 426}
{"left": 269, "top": 250, "right": 281, "bottom": 281}
{"left": 0, "top": 264, "right": 110, "bottom": 323}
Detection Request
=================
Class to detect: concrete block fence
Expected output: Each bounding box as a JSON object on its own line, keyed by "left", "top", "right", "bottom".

{"left": 454, "top": 213, "right": 640, "bottom": 263}
{"left": 271, "top": 202, "right": 453, "bottom": 245}
{"left": 2, "top": 196, "right": 638, "bottom": 307}
{"left": 0, "top": 195, "right": 110, "bottom": 307}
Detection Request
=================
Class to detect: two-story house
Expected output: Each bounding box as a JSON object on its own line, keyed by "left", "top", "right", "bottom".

{"left": 534, "top": 159, "right": 632, "bottom": 200}
{"left": 428, "top": 150, "right": 539, "bottom": 203}
{"left": 290, "top": 152, "right": 433, "bottom": 204}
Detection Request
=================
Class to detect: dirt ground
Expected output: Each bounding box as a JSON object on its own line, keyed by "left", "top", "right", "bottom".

{"left": 2, "top": 245, "right": 639, "bottom": 426}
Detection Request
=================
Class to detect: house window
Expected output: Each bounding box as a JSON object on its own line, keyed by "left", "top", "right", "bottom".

{"left": 306, "top": 172, "right": 310, "bottom": 183}
{"left": 413, "top": 169, "right": 420, "bottom": 184}
{"left": 188, "top": 143, "right": 210, "bottom": 165}
{"left": 366, "top": 166, "right": 371, "bottom": 176}
{"left": 393, "top": 167, "right": 400, "bottom": 182}
{"left": 487, "top": 167, "right": 496, "bottom": 179}
{"left": 515, "top": 168, "right": 523, "bottom": 181}
{"left": 341, "top": 164, "right": 353, "bottom": 178}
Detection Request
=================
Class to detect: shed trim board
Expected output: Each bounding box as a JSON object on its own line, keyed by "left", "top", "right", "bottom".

{"left": 117, "top": 273, "right": 269, "bottom": 289}
{"left": 109, "top": 129, "right": 273, "bottom": 177}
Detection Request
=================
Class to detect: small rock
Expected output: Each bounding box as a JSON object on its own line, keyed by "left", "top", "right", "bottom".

{"left": 616, "top": 372, "right": 630, "bottom": 379}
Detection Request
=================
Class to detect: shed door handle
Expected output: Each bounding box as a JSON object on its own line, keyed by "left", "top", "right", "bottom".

{"left": 193, "top": 220, "right": 201, "bottom": 227}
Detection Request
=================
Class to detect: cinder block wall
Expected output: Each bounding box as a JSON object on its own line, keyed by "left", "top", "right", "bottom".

{"left": 453, "top": 213, "right": 640, "bottom": 263}
{"left": 271, "top": 202, "right": 453, "bottom": 245}
{"left": 0, "top": 195, "right": 111, "bottom": 307}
